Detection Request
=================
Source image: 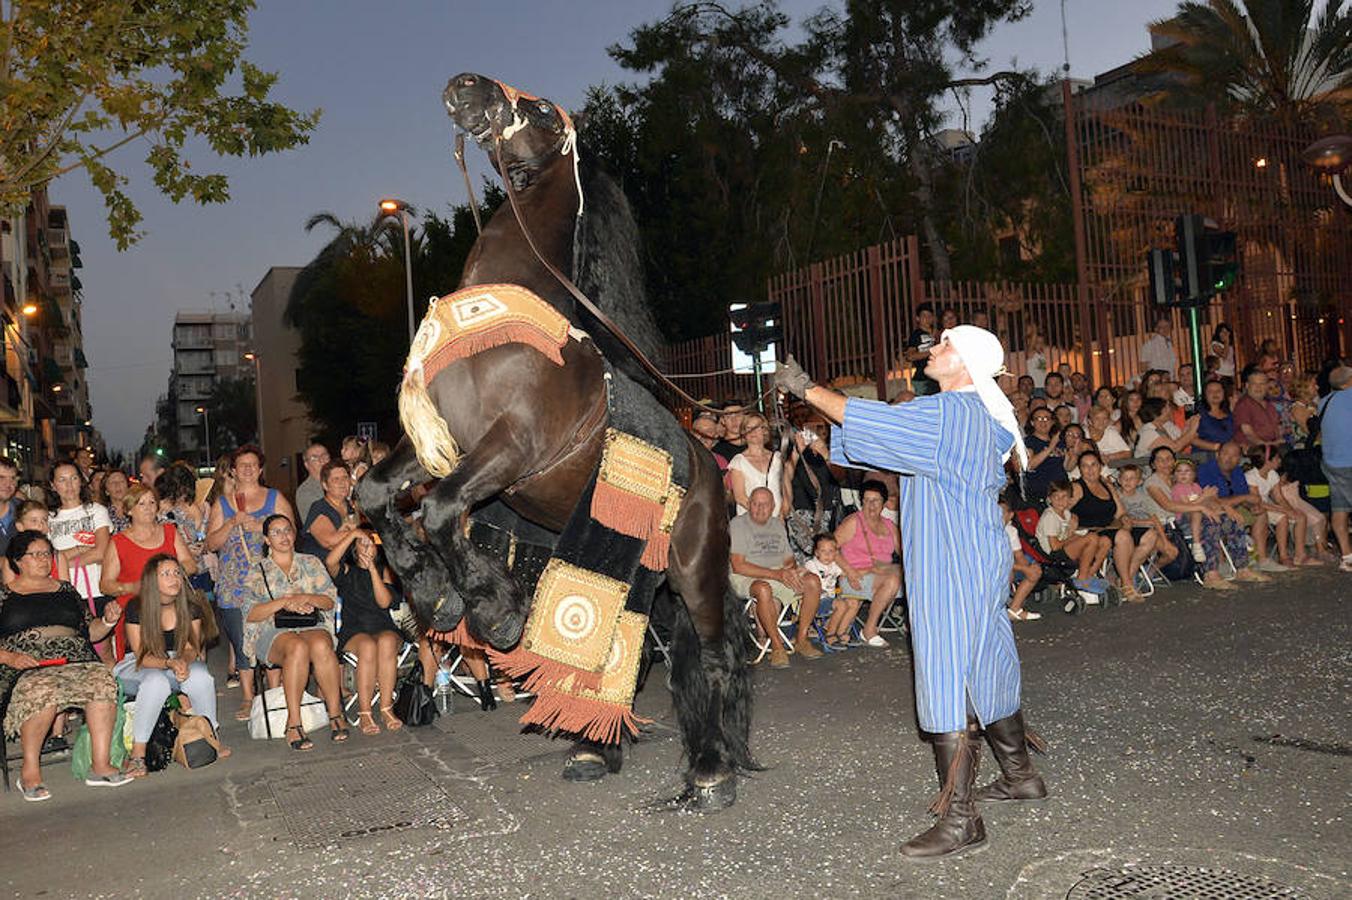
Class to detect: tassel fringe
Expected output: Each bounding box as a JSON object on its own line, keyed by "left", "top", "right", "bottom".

{"left": 927, "top": 732, "right": 975, "bottom": 818}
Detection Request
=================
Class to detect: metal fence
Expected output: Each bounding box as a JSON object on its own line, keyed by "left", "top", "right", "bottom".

{"left": 660, "top": 87, "right": 1352, "bottom": 405}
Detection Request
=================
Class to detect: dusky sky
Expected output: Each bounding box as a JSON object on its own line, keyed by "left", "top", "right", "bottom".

{"left": 63, "top": 0, "right": 1181, "bottom": 453}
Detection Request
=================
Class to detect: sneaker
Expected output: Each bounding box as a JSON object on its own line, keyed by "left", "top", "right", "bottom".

{"left": 768, "top": 645, "right": 790, "bottom": 669}
{"left": 862, "top": 634, "right": 889, "bottom": 648}
{"left": 225, "top": 672, "right": 241, "bottom": 689}
{"left": 85, "top": 771, "right": 134, "bottom": 788}
{"left": 793, "top": 640, "right": 823, "bottom": 660}
{"left": 1341, "top": 554, "right": 1352, "bottom": 573}
{"left": 1257, "top": 558, "right": 1291, "bottom": 574}
{"left": 1077, "top": 589, "right": 1101, "bottom": 606}
{"left": 1008, "top": 608, "right": 1042, "bottom": 621}
{"left": 1191, "top": 543, "right": 1207, "bottom": 564}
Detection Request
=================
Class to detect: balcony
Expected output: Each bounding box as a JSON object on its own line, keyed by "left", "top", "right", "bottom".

{"left": 54, "top": 343, "right": 75, "bottom": 371}
{"left": 0, "top": 371, "right": 27, "bottom": 426}
{"left": 55, "top": 425, "right": 80, "bottom": 449}
{"left": 50, "top": 270, "right": 70, "bottom": 294}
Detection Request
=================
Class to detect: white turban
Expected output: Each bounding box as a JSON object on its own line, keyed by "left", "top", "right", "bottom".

{"left": 940, "top": 325, "right": 1027, "bottom": 469}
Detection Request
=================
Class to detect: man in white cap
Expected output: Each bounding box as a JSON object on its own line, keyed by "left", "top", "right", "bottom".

{"left": 775, "top": 325, "right": 1045, "bottom": 861}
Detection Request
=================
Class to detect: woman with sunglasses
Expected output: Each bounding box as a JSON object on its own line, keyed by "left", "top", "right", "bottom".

{"left": 727, "top": 413, "right": 788, "bottom": 518}
{"left": 1021, "top": 406, "right": 1065, "bottom": 502}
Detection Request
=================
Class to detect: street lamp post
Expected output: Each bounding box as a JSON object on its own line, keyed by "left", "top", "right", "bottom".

{"left": 378, "top": 198, "right": 416, "bottom": 342}
{"left": 243, "top": 352, "right": 263, "bottom": 456}
{"left": 195, "top": 406, "right": 211, "bottom": 465}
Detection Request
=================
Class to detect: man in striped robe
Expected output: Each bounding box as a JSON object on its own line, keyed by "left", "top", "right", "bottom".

{"left": 776, "top": 325, "right": 1047, "bottom": 861}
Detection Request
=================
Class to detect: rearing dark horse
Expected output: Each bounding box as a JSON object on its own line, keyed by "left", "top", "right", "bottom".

{"left": 356, "top": 73, "right": 752, "bottom": 808}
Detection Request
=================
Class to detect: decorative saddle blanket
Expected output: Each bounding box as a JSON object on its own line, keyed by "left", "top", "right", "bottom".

{"left": 492, "top": 426, "right": 685, "bottom": 744}
{"left": 406, "top": 282, "right": 573, "bottom": 385}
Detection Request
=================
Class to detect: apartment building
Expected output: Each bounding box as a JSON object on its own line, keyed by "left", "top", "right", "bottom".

{"left": 163, "top": 310, "right": 254, "bottom": 461}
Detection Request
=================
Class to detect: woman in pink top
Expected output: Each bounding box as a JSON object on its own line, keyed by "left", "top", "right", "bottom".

{"left": 833, "top": 480, "right": 902, "bottom": 647}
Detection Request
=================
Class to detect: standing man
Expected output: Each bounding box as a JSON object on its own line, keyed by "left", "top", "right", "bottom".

{"left": 0, "top": 457, "right": 19, "bottom": 556}
{"left": 711, "top": 403, "right": 746, "bottom": 463}
{"left": 904, "top": 304, "right": 938, "bottom": 396}
{"left": 775, "top": 325, "right": 1044, "bottom": 861}
{"left": 1318, "top": 365, "right": 1352, "bottom": 571}
{"left": 294, "top": 442, "right": 331, "bottom": 526}
{"left": 138, "top": 453, "right": 165, "bottom": 488}
{"left": 1139, "top": 316, "right": 1178, "bottom": 380}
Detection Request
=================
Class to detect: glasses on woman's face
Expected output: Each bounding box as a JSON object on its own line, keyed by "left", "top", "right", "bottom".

{"left": 267, "top": 526, "right": 295, "bottom": 539}
{"left": 24, "top": 549, "right": 53, "bottom": 561}
{"left": 1032, "top": 415, "right": 1052, "bottom": 424}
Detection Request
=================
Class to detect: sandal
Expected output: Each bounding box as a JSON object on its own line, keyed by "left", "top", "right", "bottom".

{"left": 234, "top": 704, "right": 252, "bottom": 722}
{"left": 379, "top": 706, "right": 403, "bottom": 731}
{"left": 16, "top": 778, "right": 51, "bottom": 802}
{"left": 286, "top": 724, "right": 313, "bottom": 752}
{"left": 329, "top": 715, "right": 350, "bottom": 742}
{"left": 357, "top": 711, "right": 380, "bottom": 736}
{"left": 121, "top": 756, "right": 148, "bottom": 779}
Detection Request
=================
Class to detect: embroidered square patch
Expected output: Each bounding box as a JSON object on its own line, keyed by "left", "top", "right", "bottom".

{"left": 521, "top": 559, "right": 628, "bottom": 673}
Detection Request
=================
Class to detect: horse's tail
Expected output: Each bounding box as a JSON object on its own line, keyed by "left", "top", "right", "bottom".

{"left": 398, "top": 368, "right": 460, "bottom": 478}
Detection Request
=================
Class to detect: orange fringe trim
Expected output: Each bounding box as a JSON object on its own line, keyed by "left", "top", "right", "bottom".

{"left": 517, "top": 684, "right": 652, "bottom": 745}
{"left": 422, "top": 323, "right": 565, "bottom": 383}
{"left": 591, "top": 479, "right": 669, "bottom": 571}
{"left": 426, "top": 619, "right": 489, "bottom": 652}
{"left": 489, "top": 646, "right": 603, "bottom": 695}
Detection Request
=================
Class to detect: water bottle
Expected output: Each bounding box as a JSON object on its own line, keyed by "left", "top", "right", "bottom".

{"left": 434, "top": 667, "right": 452, "bottom": 715}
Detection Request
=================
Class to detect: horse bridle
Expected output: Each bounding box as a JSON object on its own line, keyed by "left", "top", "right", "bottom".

{"left": 448, "top": 118, "right": 787, "bottom": 435}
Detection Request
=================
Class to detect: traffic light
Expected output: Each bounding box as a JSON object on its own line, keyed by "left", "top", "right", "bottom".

{"left": 1176, "top": 214, "right": 1239, "bottom": 304}
{"left": 729, "top": 301, "right": 782, "bottom": 356}
{"left": 1147, "top": 247, "right": 1179, "bottom": 307}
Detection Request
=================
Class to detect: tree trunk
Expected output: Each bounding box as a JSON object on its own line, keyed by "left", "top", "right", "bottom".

{"left": 909, "top": 149, "right": 952, "bottom": 282}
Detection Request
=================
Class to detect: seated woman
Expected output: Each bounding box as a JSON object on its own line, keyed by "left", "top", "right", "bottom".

{"left": 833, "top": 480, "right": 902, "bottom": 647}
{"left": 326, "top": 526, "right": 404, "bottom": 734}
{"left": 100, "top": 484, "right": 197, "bottom": 659}
{"left": 242, "top": 514, "right": 345, "bottom": 751}
{"left": 1133, "top": 397, "right": 1199, "bottom": 459}
{"left": 1070, "top": 450, "right": 1157, "bottom": 602}
{"left": 3, "top": 500, "right": 69, "bottom": 586}
{"left": 114, "top": 555, "right": 228, "bottom": 777}
{"left": 0, "top": 532, "right": 131, "bottom": 800}
{"left": 299, "top": 461, "right": 358, "bottom": 557}
{"left": 1191, "top": 380, "right": 1235, "bottom": 459}
{"left": 1144, "top": 447, "right": 1260, "bottom": 590}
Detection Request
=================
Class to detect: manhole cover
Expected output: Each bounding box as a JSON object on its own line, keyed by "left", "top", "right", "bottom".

{"left": 1068, "top": 866, "right": 1308, "bottom": 899}
{"left": 265, "top": 751, "right": 465, "bottom": 848}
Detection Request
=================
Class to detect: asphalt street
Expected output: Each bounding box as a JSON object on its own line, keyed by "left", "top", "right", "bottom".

{"left": 1, "top": 567, "right": 1347, "bottom": 899}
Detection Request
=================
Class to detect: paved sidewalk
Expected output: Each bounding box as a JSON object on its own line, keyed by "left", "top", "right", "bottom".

{"left": 1, "top": 568, "right": 1348, "bottom": 899}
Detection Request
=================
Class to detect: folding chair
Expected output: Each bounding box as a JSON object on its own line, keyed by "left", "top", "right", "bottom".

{"left": 743, "top": 596, "right": 795, "bottom": 665}
{"left": 340, "top": 640, "right": 417, "bottom": 724}
{"left": 809, "top": 590, "right": 864, "bottom": 652}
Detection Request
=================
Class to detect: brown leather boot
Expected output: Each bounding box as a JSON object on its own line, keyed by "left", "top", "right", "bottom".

{"left": 899, "top": 727, "right": 986, "bottom": 861}
{"left": 974, "top": 710, "right": 1048, "bottom": 802}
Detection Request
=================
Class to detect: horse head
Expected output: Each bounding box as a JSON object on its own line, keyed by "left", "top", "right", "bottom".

{"left": 443, "top": 73, "right": 576, "bottom": 185}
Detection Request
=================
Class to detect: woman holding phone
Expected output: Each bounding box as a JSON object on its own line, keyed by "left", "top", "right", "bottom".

{"left": 206, "top": 445, "right": 294, "bottom": 721}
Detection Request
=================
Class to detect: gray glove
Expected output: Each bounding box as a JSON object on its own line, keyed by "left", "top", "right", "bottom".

{"left": 774, "top": 354, "right": 815, "bottom": 399}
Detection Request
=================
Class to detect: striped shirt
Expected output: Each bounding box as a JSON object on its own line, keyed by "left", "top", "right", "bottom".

{"left": 830, "top": 391, "right": 1023, "bottom": 733}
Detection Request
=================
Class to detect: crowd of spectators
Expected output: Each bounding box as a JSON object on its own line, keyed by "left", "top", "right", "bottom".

{"left": 0, "top": 432, "right": 428, "bottom": 802}
{"left": 688, "top": 308, "right": 1352, "bottom": 668}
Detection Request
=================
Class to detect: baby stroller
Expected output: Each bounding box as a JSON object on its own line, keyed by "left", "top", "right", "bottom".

{"left": 1009, "top": 505, "right": 1104, "bottom": 615}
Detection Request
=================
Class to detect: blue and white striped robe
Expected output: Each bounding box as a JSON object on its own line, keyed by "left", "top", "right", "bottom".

{"left": 831, "top": 390, "right": 1022, "bottom": 733}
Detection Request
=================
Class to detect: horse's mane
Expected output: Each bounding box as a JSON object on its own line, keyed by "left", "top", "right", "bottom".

{"left": 571, "top": 152, "right": 665, "bottom": 391}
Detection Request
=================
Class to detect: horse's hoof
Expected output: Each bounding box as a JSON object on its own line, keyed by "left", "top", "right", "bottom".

{"left": 665, "top": 772, "right": 737, "bottom": 812}
{"left": 562, "top": 752, "right": 608, "bottom": 783}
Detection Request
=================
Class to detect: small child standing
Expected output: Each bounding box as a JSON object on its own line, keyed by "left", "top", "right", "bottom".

{"left": 804, "top": 534, "right": 853, "bottom": 648}
{"left": 1001, "top": 501, "right": 1042, "bottom": 621}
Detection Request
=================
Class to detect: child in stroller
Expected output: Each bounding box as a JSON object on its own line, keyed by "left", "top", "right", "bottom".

{"left": 1006, "top": 494, "right": 1099, "bottom": 614}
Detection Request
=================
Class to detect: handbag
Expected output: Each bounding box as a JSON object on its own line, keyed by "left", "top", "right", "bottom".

{"left": 260, "top": 562, "right": 320, "bottom": 629}
{"left": 145, "top": 707, "right": 179, "bottom": 772}
{"left": 248, "top": 686, "right": 329, "bottom": 739}
{"left": 392, "top": 662, "right": 438, "bottom": 727}
{"left": 171, "top": 711, "right": 220, "bottom": 769}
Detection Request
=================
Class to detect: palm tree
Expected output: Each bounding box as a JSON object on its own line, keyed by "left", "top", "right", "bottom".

{"left": 1133, "top": 0, "right": 1351, "bottom": 130}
